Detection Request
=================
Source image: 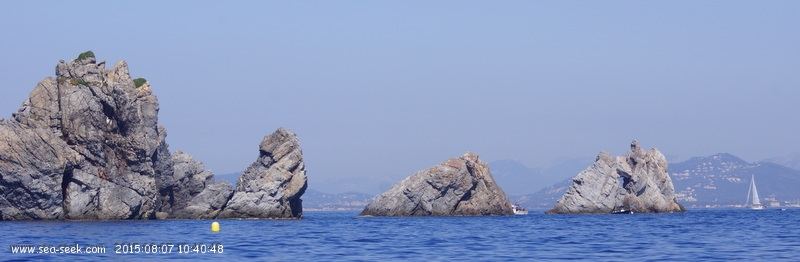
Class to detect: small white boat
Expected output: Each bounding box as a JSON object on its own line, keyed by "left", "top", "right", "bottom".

{"left": 746, "top": 174, "right": 766, "bottom": 210}
{"left": 611, "top": 208, "right": 633, "bottom": 214}
{"left": 512, "top": 203, "right": 528, "bottom": 215}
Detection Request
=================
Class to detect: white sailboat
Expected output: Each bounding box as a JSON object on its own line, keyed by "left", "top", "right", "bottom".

{"left": 745, "top": 174, "right": 766, "bottom": 210}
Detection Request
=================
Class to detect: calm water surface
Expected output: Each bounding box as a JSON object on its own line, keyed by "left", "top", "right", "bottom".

{"left": 2, "top": 209, "right": 798, "bottom": 261}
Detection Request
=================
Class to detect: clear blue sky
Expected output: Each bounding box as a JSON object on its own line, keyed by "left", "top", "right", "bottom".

{"left": 2, "top": 1, "right": 799, "bottom": 194}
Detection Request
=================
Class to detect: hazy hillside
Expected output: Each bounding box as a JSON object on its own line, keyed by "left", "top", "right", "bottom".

{"left": 670, "top": 153, "right": 800, "bottom": 207}
{"left": 490, "top": 157, "right": 591, "bottom": 196}
{"left": 302, "top": 190, "right": 375, "bottom": 211}
{"left": 507, "top": 178, "right": 572, "bottom": 210}
{"left": 763, "top": 152, "right": 800, "bottom": 171}
{"left": 489, "top": 159, "right": 544, "bottom": 196}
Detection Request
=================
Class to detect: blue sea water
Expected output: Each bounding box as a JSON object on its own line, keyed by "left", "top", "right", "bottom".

{"left": 2, "top": 209, "right": 799, "bottom": 261}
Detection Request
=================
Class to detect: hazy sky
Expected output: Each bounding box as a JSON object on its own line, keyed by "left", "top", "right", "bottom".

{"left": 2, "top": 2, "right": 799, "bottom": 194}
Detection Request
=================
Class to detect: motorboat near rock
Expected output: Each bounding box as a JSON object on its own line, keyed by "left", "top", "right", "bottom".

{"left": 512, "top": 203, "right": 528, "bottom": 215}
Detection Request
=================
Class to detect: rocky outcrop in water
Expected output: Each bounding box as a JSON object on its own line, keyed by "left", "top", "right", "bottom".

{"left": 0, "top": 52, "right": 164, "bottom": 220}
{"left": 217, "top": 128, "right": 307, "bottom": 219}
{"left": 546, "top": 141, "right": 686, "bottom": 214}
{"left": 360, "top": 152, "right": 514, "bottom": 216}
{"left": 154, "top": 150, "right": 234, "bottom": 219}
{"left": 0, "top": 52, "right": 306, "bottom": 220}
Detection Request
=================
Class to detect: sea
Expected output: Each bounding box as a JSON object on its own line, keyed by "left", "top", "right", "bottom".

{"left": 2, "top": 208, "right": 798, "bottom": 261}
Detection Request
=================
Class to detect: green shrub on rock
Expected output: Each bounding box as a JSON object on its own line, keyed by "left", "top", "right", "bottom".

{"left": 75, "top": 51, "right": 95, "bottom": 62}
{"left": 133, "top": 78, "right": 147, "bottom": 88}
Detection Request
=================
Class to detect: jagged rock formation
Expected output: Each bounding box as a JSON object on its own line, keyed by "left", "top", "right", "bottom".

{"left": 0, "top": 53, "right": 164, "bottom": 220}
{"left": 546, "top": 141, "right": 686, "bottom": 214}
{"left": 359, "top": 152, "right": 514, "bottom": 216}
{"left": 217, "top": 128, "right": 307, "bottom": 219}
{"left": 0, "top": 52, "right": 306, "bottom": 220}
{"left": 154, "top": 150, "right": 234, "bottom": 219}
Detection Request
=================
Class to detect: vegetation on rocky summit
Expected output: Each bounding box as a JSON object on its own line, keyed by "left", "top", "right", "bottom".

{"left": 75, "top": 50, "right": 95, "bottom": 62}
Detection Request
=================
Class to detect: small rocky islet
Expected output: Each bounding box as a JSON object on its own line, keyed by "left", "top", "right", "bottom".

{"left": 546, "top": 140, "right": 686, "bottom": 214}
{"left": 0, "top": 52, "right": 685, "bottom": 220}
{"left": 359, "top": 152, "right": 514, "bottom": 217}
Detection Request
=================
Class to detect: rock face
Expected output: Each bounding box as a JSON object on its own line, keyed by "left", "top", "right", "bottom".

{"left": 154, "top": 150, "right": 234, "bottom": 219}
{"left": 218, "top": 128, "right": 307, "bottom": 219}
{"left": 546, "top": 141, "right": 686, "bottom": 214}
{"left": 360, "top": 152, "right": 514, "bottom": 216}
{"left": 0, "top": 54, "right": 164, "bottom": 220}
{"left": 0, "top": 52, "right": 306, "bottom": 220}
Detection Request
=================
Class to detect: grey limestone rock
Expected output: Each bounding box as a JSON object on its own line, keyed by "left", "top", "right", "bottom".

{"left": 2, "top": 54, "right": 163, "bottom": 220}
{"left": 155, "top": 151, "right": 234, "bottom": 219}
{"left": 546, "top": 141, "right": 686, "bottom": 214}
{"left": 217, "top": 128, "right": 308, "bottom": 219}
{"left": 359, "top": 152, "right": 514, "bottom": 216}
{"left": 1, "top": 52, "right": 304, "bottom": 220}
{"left": 0, "top": 122, "right": 78, "bottom": 220}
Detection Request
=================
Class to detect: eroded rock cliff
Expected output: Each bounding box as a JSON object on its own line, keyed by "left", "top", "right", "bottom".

{"left": 360, "top": 152, "right": 514, "bottom": 216}
{"left": 1, "top": 53, "right": 164, "bottom": 220}
{"left": 0, "top": 52, "right": 306, "bottom": 220}
{"left": 546, "top": 141, "right": 686, "bottom": 214}
{"left": 218, "top": 128, "right": 307, "bottom": 219}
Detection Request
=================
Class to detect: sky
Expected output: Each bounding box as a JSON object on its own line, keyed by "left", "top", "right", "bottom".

{"left": 1, "top": 1, "right": 799, "bottom": 194}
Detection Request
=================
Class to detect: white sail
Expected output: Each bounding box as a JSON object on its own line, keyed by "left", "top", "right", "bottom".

{"left": 746, "top": 174, "right": 764, "bottom": 209}
{"left": 751, "top": 175, "right": 761, "bottom": 205}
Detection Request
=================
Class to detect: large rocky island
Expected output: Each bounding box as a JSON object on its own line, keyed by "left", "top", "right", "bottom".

{"left": 547, "top": 141, "right": 686, "bottom": 214}
{"left": 0, "top": 52, "right": 306, "bottom": 220}
{"left": 360, "top": 152, "right": 514, "bottom": 216}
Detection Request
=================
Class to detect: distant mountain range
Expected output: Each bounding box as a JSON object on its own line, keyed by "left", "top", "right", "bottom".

{"left": 762, "top": 152, "right": 800, "bottom": 171}
{"left": 490, "top": 158, "right": 592, "bottom": 196}
{"left": 218, "top": 153, "right": 800, "bottom": 211}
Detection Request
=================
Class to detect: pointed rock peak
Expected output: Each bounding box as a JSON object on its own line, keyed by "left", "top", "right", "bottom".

{"left": 109, "top": 60, "right": 129, "bottom": 75}
{"left": 102, "top": 60, "right": 133, "bottom": 89}
{"left": 273, "top": 127, "right": 294, "bottom": 138}
{"left": 114, "top": 59, "right": 127, "bottom": 68}
{"left": 460, "top": 152, "right": 480, "bottom": 163}
{"left": 261, "top": 127, "right": 292, "bottom": 144}
{"left": 627, "top": 139, "right": 647, "bottom": 161}
{"left": 596, "top": 151, "right": 613, "bottom": 165}
{"left": 630, "top": 139, "right": 639, "bottom": 148}
{"left": 259, "top": 128, "right": 299, "bottom": 158}
{"left": 630, "top": 139, "right": 644, "bottom": 153}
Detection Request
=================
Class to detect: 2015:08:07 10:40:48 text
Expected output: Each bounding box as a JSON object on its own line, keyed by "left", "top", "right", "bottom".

{"left": 114, "top": 243, "right": 223, "bottom": 254}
